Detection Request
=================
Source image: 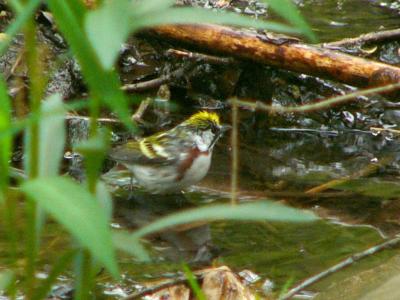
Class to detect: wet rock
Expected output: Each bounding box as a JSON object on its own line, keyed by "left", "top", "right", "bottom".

{"left": 261, "top": 278, "right": 275, "bottom": 294}
{"left": 0, "top": 28, "right": 82, "bottom": 101}
{"left": 379, "top": 41, "right": 400, "bottom": 65}
{"left": 238, "top": 269, "right": 261, "bottom": 284}
{"left": 118, "top": 37, "right": 162, "bottom": 85}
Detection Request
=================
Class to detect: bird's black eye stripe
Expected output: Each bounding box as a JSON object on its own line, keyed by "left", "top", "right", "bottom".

{"left": 211, "top": 124, "right": 219, "bottom": 134}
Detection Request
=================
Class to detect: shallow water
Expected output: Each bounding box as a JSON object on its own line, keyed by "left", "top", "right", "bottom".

{"left": 297, "top": 0, "right": 400, "bottom": 42}
{"left": 0, "top": 189, "right": 388, "bottom": 298}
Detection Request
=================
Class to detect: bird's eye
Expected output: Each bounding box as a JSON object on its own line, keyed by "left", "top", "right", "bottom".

{"left": 211, "top": 125, "right": 219, "bottom": 134}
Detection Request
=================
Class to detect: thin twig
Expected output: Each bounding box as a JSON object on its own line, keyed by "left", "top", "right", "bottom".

{"left": 231, "top": 98, "right": 238, "bottom": 205}
{"left": 192, "top": 185, "right": 356, "bottom": 202}
{"left": 9, "top": 166, "right": 27, "bottom": 181}
{"left": 280, "top": 235, "right": 400, "bottom": 300}
{"left": 234, "top": 82, "right": 400, "bottom": 114}
{"left": 166, "top": 49, "right": 236, "bottom": 65}
{"left": 370, "top": 127, "right": 400, "bottom": 135}
{"left": 65, "top": 114, "right": 121, "bottom": 123}
{"left": 323, "top": 28, "right": 400, "bottom": 48}
{"left": 7, "top": 50, "right": 24, "bottom": 80}
{"left": 121, "top": 67, "right": 186, "bottom": 93}
{"left": 122, "top": 50, "right": 230, "bottom": 93}
{"left": 306, "top": 155, "right": 394, "bottom": 194}
{"left": 131, "top": 98, "right": 152, "bottom": 122}
{"left": 124, "top": 274, "right": 204, "bottom": 300}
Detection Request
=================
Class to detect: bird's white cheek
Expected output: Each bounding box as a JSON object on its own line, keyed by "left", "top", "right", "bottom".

{"left": 193, "top": 135, "right": 208, "bottom": 152}
{"left": 194, "top": 130, "right": 214, "bottom": 151}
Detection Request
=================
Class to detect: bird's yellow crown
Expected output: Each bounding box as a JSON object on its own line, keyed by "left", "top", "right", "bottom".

{"left": 184, "top": 111, "right": 221, "bottom": 128}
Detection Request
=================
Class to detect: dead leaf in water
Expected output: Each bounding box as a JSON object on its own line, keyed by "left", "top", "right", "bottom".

{"left": 201, "top": 266, "right": 255, "bottom": 300}
{"left": 145, "top": 266, "right": 255, "bottom": 300}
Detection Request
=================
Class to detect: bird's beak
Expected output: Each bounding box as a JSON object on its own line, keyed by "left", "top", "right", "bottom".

{"left": 220, "top": 124, "right": 232, "bottom": 133}
{"left": 209, "top": 124, "right": 232, "bottom": 150}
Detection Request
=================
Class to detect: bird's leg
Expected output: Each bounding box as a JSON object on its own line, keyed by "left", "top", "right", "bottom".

{"left": 128, "top": 175, "right": 134, "bottom": 198}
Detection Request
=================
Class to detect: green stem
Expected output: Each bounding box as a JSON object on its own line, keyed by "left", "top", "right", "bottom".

{"left": 0, "top": 72, "right": 14, "bottom": 298}
{"left": 87, "top": 94, "right": 100, "bottom": 193}
{"left": 8, "top": 0, "right": 23, "bottom": 13}
{"left": 230, "top": 98, "right": 238, "bottom": 205}
{"left": 73, "top": 250, "right": 94, "bottom": 300}
{"left": 24, "top": 15, "right": 44, "bottom": 297}
{"left": 3, "top": 194, "right": 18, "bottom": 300}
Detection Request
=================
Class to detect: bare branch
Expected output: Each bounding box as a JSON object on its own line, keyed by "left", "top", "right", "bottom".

{"left": 234, "top": 82, "right": 400, "bottom": 114}
{"left": 323, "top": 28, "right": 400, "bottom": 48}
{"left": 166, "top": 49, "right": 236, "bottom": 65}
{"left": 121, "top": 67, "right": 186, "bottom": 93}
{"left": 281, "top": 235, "right": 400, "bottom": 300}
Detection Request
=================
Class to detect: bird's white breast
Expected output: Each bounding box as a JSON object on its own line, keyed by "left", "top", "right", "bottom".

{"left": 128, "top": 152, "right": 212, "bottom": 194}
{"left": 180, "top": 152, "right": 212, "bottom": 186}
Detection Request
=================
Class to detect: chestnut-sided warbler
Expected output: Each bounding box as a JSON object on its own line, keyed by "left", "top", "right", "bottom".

{"left": 109, "top": 111, "right": 230, "bottom": 194}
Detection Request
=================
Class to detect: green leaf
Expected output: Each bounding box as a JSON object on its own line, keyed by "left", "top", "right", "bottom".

{"left": 75, "top": 129, "right": 110, "bottom": 189}
{"left": 8, "top": 0, "right": 23, "bottom": 13}
{"left": 38, "top": 94, "right": 66, "bottom": 177}
{"left": 133, "top": 7, "right": 302, "bottom": 35}
{"left": 133, "top": 201, "right": 317, "bottom": 238}
{"left": 0, "top": 270, "right": 14, "bottom": 292}
{"left": 112, "top": 230, "right": 150, "bottom": 261}
{"left": 74, "top": 129, "right": 109, "bottom": 155}
{"left": 85, "top": 0, "right": 131, "bottom": 69}
{"left": 22, "top": 177, "right": 119, "bottom": 278}
{"left": 264, "top": 0, "right": 317, "bottom": 42}
{"left": 336, "top": 179, "right": 400, "bottom": 199}
{"left": 133, "top": 0, "right": 175, "bottom": 16}
{"left": 96, "top": 181, "right": 113, "bottom": 222}
{"left": 67, "top": 0, "right": 87, "bottom": 24}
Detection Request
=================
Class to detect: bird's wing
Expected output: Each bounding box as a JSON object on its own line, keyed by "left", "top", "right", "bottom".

{"left": 109, "top": 136, "right": 178, "bottom": 165}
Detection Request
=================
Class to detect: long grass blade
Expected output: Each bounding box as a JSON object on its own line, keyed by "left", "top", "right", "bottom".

{"left": 117, "top": 202, "right": 317, "bottom": 260}
{"left": 264, "top": 0, "right": 317, "bottom": 42}
{"left": 0, "top": 74, "right": 11, "bottom": 199}
{"left": 0, "top": 270, "right": 15, "bottom": 292}
{"left": 182, "top": 264, "right": 206, "bottom": 300}
{"left": 38, "top": 94, "right": 66, "bottom": 177}
{"left": 133, "top": 202, "right": 317, "bottom": 239}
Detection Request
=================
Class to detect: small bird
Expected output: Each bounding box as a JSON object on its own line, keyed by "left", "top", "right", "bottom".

{"left": 109, "top": 111, "right": 230, "bottom": 194}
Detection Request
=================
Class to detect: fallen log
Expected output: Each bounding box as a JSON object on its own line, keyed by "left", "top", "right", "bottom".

{"left": 146, "top": 24, "right": 400, "bottom": 88}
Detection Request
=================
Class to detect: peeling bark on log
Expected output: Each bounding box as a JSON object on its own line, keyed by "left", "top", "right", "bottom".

{"left": 147, "top": 24, "right": 400, "bottom": 88}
